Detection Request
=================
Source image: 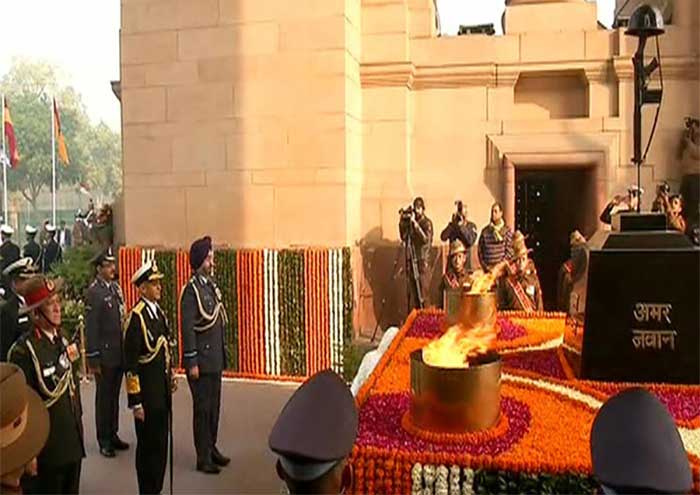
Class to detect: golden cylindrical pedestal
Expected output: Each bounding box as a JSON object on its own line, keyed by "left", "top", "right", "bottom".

{"left": 443, "top": 289, "right": 498, "bottom": 329}
{"left": 409, "top": 349, "right": 502, "bottom": 433}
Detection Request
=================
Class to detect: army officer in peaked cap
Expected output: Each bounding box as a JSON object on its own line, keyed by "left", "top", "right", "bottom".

{"left": 0, "top": 258, "right": 38, "bottom": 361}
{"left": 85, "top": 247, "right": 129, "bottom": 458}
{"left": 591, "top": 388, "right": 692, "bottom": 494}
{"left": 180, "top": 236, "right": 229, "bottom": 474}
{"left": 124, "top": 260, "right": 176, "bottom": 495}
{"left": 269, "top": 370, "right": 358, "bottom": 495}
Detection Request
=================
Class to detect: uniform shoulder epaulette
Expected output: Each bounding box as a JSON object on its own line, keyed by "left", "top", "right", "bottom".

{"left": 132, "top": 300, "right": 145, "bottom": 315}
{"left": 7, "top": 334, "right": 29, "bottom": 360}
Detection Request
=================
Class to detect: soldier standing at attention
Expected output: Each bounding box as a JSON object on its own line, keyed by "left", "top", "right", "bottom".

{"left": 23, "top": 225, "right": 42, "bottom": 266}
{"left": 0, "top": 258, "right": 37, "bottom": 361}
{"left": 41, "top": 225, "right": 62, "bottom": 273}
{"left": 85, "top": 248, "right": 129, "bottom": 458}
{"left": 124, "top": 260, "right": 176, "bottom": 495}
{"left": 9, "top": 276, "right": 85, "bottom": 494}
{"left": 180, "top": 236, "right": 230, "bottom": 474}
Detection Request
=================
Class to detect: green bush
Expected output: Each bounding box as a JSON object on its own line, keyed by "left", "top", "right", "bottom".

{"left": 52, "top": 246, "right": 99, "bottom": 301}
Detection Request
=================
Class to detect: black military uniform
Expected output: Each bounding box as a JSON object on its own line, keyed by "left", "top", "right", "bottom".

{"left": 85, "top": 249, "right": 127, "bottom": 456}
{"left": 269, "top": 370, "right": 358, "bottom": 495}
{"left": 124, "top": 262, "right": 173, "bottom": 495}
{"left": 591, "top": 388, "right": 692, "bottom": 493}
{"left": 0, "top": 228, "right": 21, "bottom": 273}
{"left": 9, "top": 278, "right": 85, "bottom": 494}
{"left": 181, "top": 236, "right": 228, "bottom": 473}
{"left": 398, "top": 198, "right": 434, "bottom": 310}
{"left": 23, "top": 226, "right": 42, "bottom": 266}
{"left": 0, "top": 258, "right": 36, "bottom": 360}
{"left": 41, "top": 229, "right": 62, "bottom": 273}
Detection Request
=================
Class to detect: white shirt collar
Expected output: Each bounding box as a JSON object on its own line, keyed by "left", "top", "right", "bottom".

{"left": 142, "top": 297, "right": 159, "bottom": 318}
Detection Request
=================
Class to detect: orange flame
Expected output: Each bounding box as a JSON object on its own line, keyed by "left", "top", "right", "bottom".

{"left": 467, "top": 270, "right": 498, "bottom": 294}
{"left": 423, "top": 323, "right": 496, "bottom": 369}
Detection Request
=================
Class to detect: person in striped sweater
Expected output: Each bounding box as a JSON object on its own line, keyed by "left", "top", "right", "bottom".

{"left": 477, "top": 203, "right": 514, "bottom": 272}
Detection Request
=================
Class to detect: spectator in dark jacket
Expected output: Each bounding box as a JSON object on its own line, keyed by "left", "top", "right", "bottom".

{"left": 478, "top": 202, "right": 513, "bottom": 272}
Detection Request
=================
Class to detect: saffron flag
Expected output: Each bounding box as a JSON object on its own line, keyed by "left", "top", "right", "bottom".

{"left": 53, "top": 99, "right": 70, "bottom": 165}
{"left": 3, "top": 100, "right": 20, "bottom": 168}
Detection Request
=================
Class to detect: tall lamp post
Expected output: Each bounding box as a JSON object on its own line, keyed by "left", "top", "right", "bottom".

{"left": 625, "top": 4, "right": 665, "bottom": 213}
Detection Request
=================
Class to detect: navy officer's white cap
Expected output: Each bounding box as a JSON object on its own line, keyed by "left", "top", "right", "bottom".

{"left": 1, "top": 224, "right": 14, "bottom": 235}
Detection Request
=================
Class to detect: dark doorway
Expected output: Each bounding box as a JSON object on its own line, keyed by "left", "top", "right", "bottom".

{"left": 515, "top": 167, "right": 596, "bottom": 310}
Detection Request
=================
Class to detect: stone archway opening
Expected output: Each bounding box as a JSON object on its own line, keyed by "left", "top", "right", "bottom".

{"left": 515, "top": 164, "right": 598, "bottom": 309}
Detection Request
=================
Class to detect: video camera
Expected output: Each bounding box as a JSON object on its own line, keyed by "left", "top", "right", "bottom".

{"left": 399, "top": 205, "right": 415, "bottom": 220}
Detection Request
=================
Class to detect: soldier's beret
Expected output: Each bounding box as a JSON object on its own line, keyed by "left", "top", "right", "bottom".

{"left": 269, "top": 370, "right": 358, "bottom": 482}
{"left": 189, "top": 236, "right": 212, "bottom": 271}
{"left": 591, "top": 388, "right": 691, "bottom": 494}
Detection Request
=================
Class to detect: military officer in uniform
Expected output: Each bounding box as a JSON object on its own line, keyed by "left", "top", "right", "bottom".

{"left": 85, "top": 248, "right": 129, "bottom": 457}
{"left": 1, "top": 225, "right": 20, "bottom": 274}
{"left": 23, "top": 225, "right": 42, "bottom": 266}
{"left": 9, "top": 276, "right": 85, "bottom": 494}
{"left": 269, "top": 370, "right": 358, "bottom": 495}
{"left": 495, "top": 231, "right": 543, "bottom": 313}
{"left": 180, "top": 236, "right": 229, "bottom": 474}
{"left": 439, "top": 239, "right": 475, "bottom": 308}
{"left": 41, "top": 225, "right": 62, "bottom": 273}
{"left": 124, "top": 260, "right": 176, "bottom": 495}
{"left": 0, "top": 258, "right": 38, "bottom": 360}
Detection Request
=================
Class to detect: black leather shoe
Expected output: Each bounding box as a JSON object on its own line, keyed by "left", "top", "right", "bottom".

{"left": 112, "top": 437, "right": 130, "bottom": 450}
{"left": 212, "top": 448, "right": 230, "bottom": 467}
{"left": 196, "top": 463, "right": 221, "bottom": 475}
{"left": 100, "top": 447, "right": 116, "bottom": 458}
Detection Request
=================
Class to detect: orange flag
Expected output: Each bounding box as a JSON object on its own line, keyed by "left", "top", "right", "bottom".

{"left": 53, "top": 99, "right": 70, "bottom": 165}
{"left": 3, "top": 100, "right": 20, "bottom": 168}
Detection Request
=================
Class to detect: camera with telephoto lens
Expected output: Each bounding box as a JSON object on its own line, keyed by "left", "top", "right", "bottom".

{"left": 399, "top": 205, "right": 415, "bottom": 220}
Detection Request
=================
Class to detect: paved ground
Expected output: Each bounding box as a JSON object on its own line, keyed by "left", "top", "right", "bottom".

{"left": 79, "top": 377, "right": 297, "bottom": 494}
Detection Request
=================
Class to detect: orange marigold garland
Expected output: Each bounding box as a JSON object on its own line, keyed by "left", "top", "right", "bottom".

{"left": 352, "top": 308, "right": 700, "bottom": 495}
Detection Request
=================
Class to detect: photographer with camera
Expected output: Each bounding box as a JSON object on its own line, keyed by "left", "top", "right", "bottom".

{"left": 398, "top": 197, "right": 433, "bottom": 310}
{"left": 599, "top": 185, "right": 643, "bottom": 225}
{"left": 440, "top": 200, "right": 477, "bottom": 270}
{"left": 651, "top": 181, "right": 671, "bottom": 214}
{"left": 680, "top": 117, "right": 699, "bottom": 243}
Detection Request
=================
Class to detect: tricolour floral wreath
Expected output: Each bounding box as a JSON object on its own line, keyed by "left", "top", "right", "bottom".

{"left": 353, "top": 309, "right": 700, "bottom": 495}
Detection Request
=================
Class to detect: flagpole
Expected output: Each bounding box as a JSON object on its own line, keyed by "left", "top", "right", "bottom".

{"left": 51, "top": 97, "right": 56, "bottom": 226}
{"left": 2, "top": 93, "right": 7, "bottom": 223}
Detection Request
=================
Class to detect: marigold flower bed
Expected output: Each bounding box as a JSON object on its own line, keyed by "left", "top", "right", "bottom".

{"left": 352, "top": 309, "right": 700, "bottom": 495}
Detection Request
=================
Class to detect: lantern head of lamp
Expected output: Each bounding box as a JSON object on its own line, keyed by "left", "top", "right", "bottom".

{"left": 625, "top": 4, "right": 665, "bottom": 38}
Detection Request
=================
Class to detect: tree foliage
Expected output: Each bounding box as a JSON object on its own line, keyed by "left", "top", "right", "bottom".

{"left": 0, "top": 58, "right": 121, "bottom": 208}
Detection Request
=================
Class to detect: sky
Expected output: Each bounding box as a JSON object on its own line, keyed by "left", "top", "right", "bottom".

{"left": 0, "top": 0, "right": 616, "bottom": 133}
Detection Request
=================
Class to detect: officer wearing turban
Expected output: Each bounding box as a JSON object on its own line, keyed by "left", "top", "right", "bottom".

{"left": 269, "top": 370, "right": 358, "bottom": 495}
{"left": 180, "top": 236, "right": 229, "bottom": 474}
